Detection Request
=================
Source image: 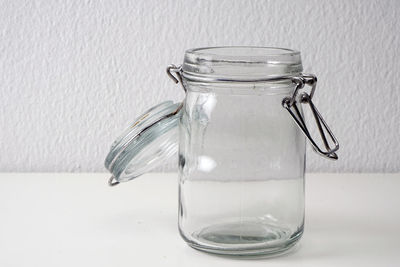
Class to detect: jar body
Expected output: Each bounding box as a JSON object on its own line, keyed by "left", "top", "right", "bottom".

{"left": 178, "top": 80, "right": 306, "bottom": 256}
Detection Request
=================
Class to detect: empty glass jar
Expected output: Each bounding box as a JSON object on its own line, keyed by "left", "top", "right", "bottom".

{"left": 105, "top": 47, "right": 339, "bottom": 256}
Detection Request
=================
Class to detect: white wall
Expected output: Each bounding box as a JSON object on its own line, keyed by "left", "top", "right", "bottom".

{"left": 1, "top": 0, "right": 399, "bottom": 173}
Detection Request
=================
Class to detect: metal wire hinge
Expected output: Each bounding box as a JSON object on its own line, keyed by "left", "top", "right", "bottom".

{"left": 166, "top": 64, "right": 186, "bottom": 92}
{"left": 282, "top": 74, "right": 339, "bottom": 160}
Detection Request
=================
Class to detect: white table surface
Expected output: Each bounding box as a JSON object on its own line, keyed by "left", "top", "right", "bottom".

{"left": 0, "top": 173, "right": 399, "bottom": 267}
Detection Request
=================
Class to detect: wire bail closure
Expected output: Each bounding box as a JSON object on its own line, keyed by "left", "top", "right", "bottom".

{"left": 106, "top": 64, "right": 338, "bottom": 187}
{"left": 167, "top": 65, "right": 339, "bottom": 160}
{"left": 282, "top": 74, "right": 339, "bottom": 160}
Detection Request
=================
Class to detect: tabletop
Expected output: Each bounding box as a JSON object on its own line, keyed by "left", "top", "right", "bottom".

{"left": 0, "top": 173, "right": 399, "bottom": 267}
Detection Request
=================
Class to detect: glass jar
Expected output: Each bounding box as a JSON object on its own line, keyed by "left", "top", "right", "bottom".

{"left": 105, "top": 47, "right": 339, "bottom": 257}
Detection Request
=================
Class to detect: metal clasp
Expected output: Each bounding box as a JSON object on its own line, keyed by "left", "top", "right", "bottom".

{"left": 282, "top": 74, "right": 339, "bottom": 160}
{"left": 166, "top": 64, "right": 186, "bottom": 92}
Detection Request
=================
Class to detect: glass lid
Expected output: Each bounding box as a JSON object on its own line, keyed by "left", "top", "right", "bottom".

{"left": 105, "top": 101, "right": 181, "bottom": 184}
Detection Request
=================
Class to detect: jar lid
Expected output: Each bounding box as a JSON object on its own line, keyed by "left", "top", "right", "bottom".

{"left": 105, "top": 101, "right": 181, "bottom": 184}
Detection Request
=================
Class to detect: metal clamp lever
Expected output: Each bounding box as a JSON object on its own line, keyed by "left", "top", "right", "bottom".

{"left": 282, "top": 74, "right": 339, "bottom": 160}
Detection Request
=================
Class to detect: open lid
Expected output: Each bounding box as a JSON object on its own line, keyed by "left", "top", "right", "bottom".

{"left": 105, "top": 101, "right": 182, "bottom": 185}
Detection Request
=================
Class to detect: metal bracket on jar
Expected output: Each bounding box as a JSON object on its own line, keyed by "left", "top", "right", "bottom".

{"left": 282, "top": 74, "right": 339, "bottom": 160}
{"left": 166, "top": 64, "right": 186, "bottom": 92}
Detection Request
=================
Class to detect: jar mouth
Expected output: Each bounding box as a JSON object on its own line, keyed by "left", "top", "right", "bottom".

{"left": 182, "top": 46, "right": 303, "bottom": 82}
{"left": 187, "top": 46, "right": 300, "bottom": 59}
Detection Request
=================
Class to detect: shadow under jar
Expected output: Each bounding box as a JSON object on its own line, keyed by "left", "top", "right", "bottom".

{"left": 105, "top": 47, "right": 339, "bottom": 257}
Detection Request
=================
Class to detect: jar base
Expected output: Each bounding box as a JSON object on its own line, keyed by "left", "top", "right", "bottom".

{"left": 181, "top": 221, "right": 303, "bottom": 257}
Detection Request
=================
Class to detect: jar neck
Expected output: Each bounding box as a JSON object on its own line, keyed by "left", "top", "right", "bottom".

{"left": 182, "top": 77, "right": 297, "bottom": 96}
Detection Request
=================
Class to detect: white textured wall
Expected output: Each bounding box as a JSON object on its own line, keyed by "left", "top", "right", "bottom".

{"left": 1, "top": 0, "right": 399, "bottom": 173}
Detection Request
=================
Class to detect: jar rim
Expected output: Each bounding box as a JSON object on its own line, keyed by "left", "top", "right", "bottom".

{"left": 182, "top": 46, "right": 303, "bottom": 82}
{"left": 186, "top": 46, "right": 300, "bottom": 59}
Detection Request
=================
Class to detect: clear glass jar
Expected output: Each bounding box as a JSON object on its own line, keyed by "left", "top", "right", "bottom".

{"left": 105, "top": 47, "right": 339, "bottom": 257}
